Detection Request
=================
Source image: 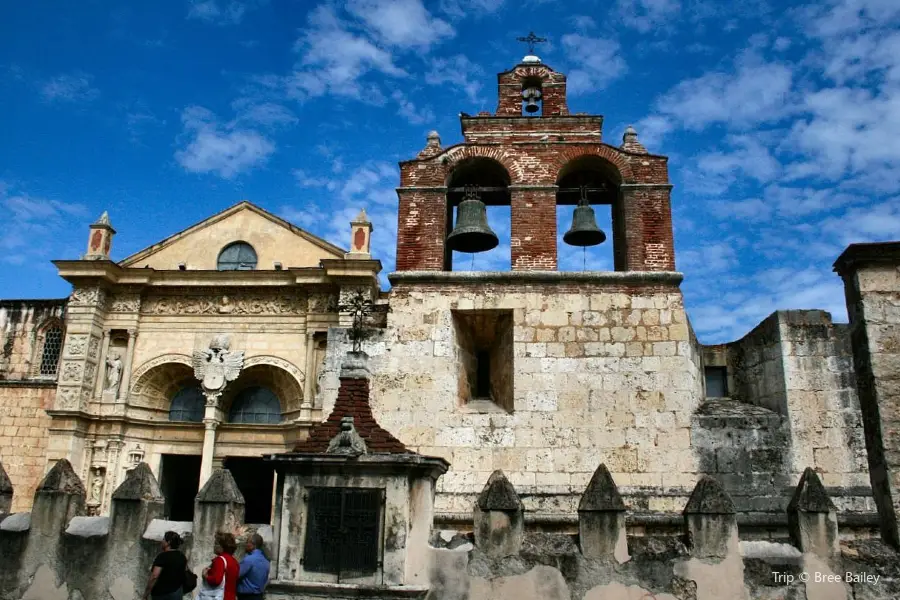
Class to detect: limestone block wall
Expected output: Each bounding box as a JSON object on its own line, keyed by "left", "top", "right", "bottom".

{"left": 716, "top": 310, "right": 872, "bottom": 516}
{"left": 318, "top": 273, "right": 706, "bottom": 519}
{"left": 0, "top": 384, "right": 55, "bottom": 513}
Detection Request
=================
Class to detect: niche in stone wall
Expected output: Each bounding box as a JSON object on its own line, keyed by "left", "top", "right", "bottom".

{"left": 452, "top": 309, "right": 514, "bottom": 412}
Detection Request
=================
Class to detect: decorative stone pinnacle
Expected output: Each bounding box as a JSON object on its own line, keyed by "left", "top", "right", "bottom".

{"left": 353, "top": 208, "right": 369, "bottom": 224}
{"left": 621, "top": 125, "right": 648, "bottom": 154}
{"left": 326, "top": 415, "right": 368, "bottom": 456}
{"left": 417, "top": 130, "right": 443, "bottom": 159}
{"left": 94, "top": 211, "right": 111, "bottom": 226}
{"left": 788, "top": 467, "right": 836, "bottom": 513}
{"left": 476, "top": 470, "right": 522, "bottom": 511}
{"left": 579, "top": 463, "right": 625, "bottom": 512}
{"left": 683, "top": 475, "right": 735, "bottom": 514}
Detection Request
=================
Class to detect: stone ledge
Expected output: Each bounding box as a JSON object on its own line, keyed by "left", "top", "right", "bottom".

{"left": 0, "top": 512, "right": 31, "bottom": 532}
{"left": 267, "top": 581, "right": 429, "bottom": 599}
{"left": 389, "top": 271, "right": 683, "bottom": 287}
{"left": 0, "top": 379, "right": 58, "bottom": 388}
{"left": 834, "top": 241, "right": 900, "bottom": 275}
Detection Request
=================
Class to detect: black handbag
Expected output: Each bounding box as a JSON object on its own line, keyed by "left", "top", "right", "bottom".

{"left": 183, "top": 569, "right": 198, "bottom": 594}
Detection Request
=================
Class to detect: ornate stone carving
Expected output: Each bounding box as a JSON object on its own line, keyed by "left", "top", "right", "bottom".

{"left": 129, "top": 354, "right": 193, "bottom": 393}
{"left": 192, "top": 334, "right": 244, "bottom": 394}
{"left": 309, "top": 292, "right": 339, "bottom": 313}
{"left": 109, "top": 293, "right": 141, "bottom": 313}
{"left": 66, "top": 335, "right": 88, "bottom": 357}
{"left": 84, "top": 361, "right": 96, "bottom": 384}
{"left": 61, "top": 361, "right": 83, "bottom": 383}
{"left": 142, "top": 291, "right": 306, "bottom": 315}
{"left": 57, "top": 386, "right": 81, "bottom": 410}
{"left": 88, "top": 336, "right": 100, "bottom": 359}
{"left": 243, "top": 355, "right": 305, "bottom": 383}
{"left": 69, "top": 286, "right": 106, "bottom": 307}
{"left": 326, "top": 416, "right": 368, "bottom": 456}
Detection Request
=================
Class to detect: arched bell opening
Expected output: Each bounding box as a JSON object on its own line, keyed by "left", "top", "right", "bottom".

{"left": 555, "top": 155, "right": 623, "bottom": 272}
{"left": 444, "top": 157, "right": 511, "bottom": 272}
{"left": 218, "top": 364, "right": 301, "bottom": 425}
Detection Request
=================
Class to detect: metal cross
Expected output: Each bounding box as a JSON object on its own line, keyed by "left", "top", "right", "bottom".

{"left": 516, "top": 31, "right": 547, "bottom": 55}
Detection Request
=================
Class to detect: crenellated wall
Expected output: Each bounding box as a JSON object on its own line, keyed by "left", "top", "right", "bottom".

{"left": 3, "top": 458, "right": 897, "bottom": 600}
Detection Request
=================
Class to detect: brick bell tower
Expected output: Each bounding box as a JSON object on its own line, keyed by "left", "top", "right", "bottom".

{"left": 395, "top": 37, "right": 675, "bottom": 273}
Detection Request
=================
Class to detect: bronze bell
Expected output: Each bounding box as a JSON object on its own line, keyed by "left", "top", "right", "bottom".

{"left": 447, "top": 187, "right": 499, "bottom": 254}
{"left": 563, "top": 187, "right": 606, "bottom": 247}
{"left": 522, "top": 86, "right": 542, "bottom": 114}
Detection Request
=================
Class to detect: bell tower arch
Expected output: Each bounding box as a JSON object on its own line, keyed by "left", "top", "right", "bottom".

{"left": 395, "top": 41, "right": 675, "bottom": 273}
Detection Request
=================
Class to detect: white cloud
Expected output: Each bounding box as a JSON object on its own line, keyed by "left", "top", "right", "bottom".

{"left": 439, "top": 0, "right": 506, "bottom": 18}
{"left": 346, "top": 0, "right": 454, "bottom": 49}
{"left": 617, "top": 0, "right": 681, "bottom": 33}
{"left": 289, "top": 5, "right": 407, "bottom": 100}
{"left": 561, "top": 34, "right": 627, "bottom": 95}
{"left": 687, "top": 134, "right": 782, "bottom": 195}
{"left": 230, "top": 99, "right": 298, "bottom": 129}
{"left": 0, "top": 182, "right": 87, "bottom": 265}
{"left": 40, "top": 72, "right": 100, "bottom": 103}
{"left": 391, "top": 90, "right": 435, "bottom": 125}
{"left": 187, "top": 1, "right": 255, "bottom": 25}
{"left": 425, "top": 55, "right": 484, "bottom": 105}
{"left": 175, "top": 106, "right": 275, "bottom": 179}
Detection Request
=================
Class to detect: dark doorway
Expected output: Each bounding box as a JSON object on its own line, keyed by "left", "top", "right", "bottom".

{"left": 224, "top": 457, "right": 275, "bottom": 524}
{"left": 159, "top": 454, "right": 202, "bottom": 521}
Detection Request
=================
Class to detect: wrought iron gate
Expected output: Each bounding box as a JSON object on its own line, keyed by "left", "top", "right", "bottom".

{"left": 304, "top": 487, "right": 383, "bottom": 580}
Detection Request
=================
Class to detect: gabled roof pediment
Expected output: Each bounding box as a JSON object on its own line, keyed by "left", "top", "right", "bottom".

{"left": 119, "top": 201, "right": 346, "bottom": 270}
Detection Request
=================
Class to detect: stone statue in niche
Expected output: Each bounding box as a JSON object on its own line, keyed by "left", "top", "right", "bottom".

{"left": 105, "top": 351, "right": 123, "bottom": 394}
{"left": 90, "top": 472, "right": 104, "bottom": 503}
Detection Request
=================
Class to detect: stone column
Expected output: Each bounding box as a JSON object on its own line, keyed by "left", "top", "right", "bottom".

{"left": 510, "top": 186, "right": 557, "bottom": 271}
{"left": 788, "top": 468, "right": 839, "bottom": 560}
{"left": 683, "top": 475, "right": 737, "bottom": 559}
{"left": 93, "top": 329, "right": 111, "bottom": 398}
{"left": 473, "top": 470, "right": 524, "bottom": 557}
{"left": 834, "top": 242, "right": 900, "bottom": 548}
{"left": 619, "top": 183, "right": 676, "bottom": 272}
{"left": 117, "top": 328, "right": 137, "bottom": 402}
{"left": 199, "top": 394, "right": 220, "bottom": 488}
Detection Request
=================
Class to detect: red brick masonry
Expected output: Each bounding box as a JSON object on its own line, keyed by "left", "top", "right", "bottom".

{"left": 292, "top": 377, "right": 409, "bottom": 454}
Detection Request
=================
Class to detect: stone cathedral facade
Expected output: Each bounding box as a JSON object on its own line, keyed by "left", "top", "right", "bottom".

{"left": 1, "top": 52, "right": 900, "bottom": 600}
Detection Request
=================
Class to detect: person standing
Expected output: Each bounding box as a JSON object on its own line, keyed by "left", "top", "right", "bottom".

{"left": 237, "top": 533, "right": 270, "bottom": 600}
{"left": 144, "top": 531, "right": 187, "bottom": 600}
{"left": 200, "top": 531, "right": 240, "bottom": 600}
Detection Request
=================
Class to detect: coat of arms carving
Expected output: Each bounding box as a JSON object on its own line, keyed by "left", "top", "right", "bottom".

{"left": 192, "top": 334, "right": 244, "bottom": 394}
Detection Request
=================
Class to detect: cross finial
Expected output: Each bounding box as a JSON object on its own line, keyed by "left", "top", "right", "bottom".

{"left": 516, "top": 31, "right": 547, "bottom": 55}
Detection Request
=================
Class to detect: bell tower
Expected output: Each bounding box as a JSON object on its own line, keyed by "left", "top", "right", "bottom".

{"left": 395, "top": 36, "right": 675, "bottom": 273}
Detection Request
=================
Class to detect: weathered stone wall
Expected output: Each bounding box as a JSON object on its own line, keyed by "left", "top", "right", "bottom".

{"left": 0, "top": 299, "right": 67, "bottom": 380}
{"left": 701, "top": 310, "right": 873, "bottom": 520}
{"left": 0, "top": 384, "right": 55, "bottom": 513}
{"left": 318, "top": 274, "right": 706, "bottom": 521}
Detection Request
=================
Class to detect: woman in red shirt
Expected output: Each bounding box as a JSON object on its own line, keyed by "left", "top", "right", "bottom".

{"left": 201, "top": 532, "right": 240, "bottom": 600}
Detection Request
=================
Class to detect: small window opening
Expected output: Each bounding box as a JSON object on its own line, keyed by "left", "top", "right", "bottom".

{"left": 453, "top": 310, "right": 514, "bottom": 411}
{"left": 521, "top": 79, "right": 543, "bottom": 116}
{"left": 475, "top": 351, "right": 491, "bottom": 399}
{"left": 217, "top": 241, "right": 258, "bottom": 271}
{"left": 39, "top": 325, "right": 63, "bottom": 376}
{"left": 705, "top": 366, "right": 728, "bottom": 398}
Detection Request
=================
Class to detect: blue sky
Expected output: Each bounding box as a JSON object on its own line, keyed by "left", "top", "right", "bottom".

{"left": 1, "top": 0, "right": 899, "bottom": 344}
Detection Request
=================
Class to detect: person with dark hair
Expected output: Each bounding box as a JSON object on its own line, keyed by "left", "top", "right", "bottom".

{"left": 143, "top": 531, "right": 187, "bottom": 600}
{"left": 200, "top": 531, "right": 240, "bottom": 600}
{"left": 237, "top": 532, "right": 270, "bottom": 600}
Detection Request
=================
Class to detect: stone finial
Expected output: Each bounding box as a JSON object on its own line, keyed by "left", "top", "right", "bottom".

{"left": 474, "top": 470, "right": 524, "bottom": 557}
{"left": 37, "top": 459, "right": 87, "bottom": 496}
{"left": 788, "top": 468, "right": 839, "bottom": 559}
{"left": 416, "top": 130, "right": 443, "bottom": 159}
{"left": 578, "top": 464, "right": 629, "bottom": 562}
{"left": 111, "top": 462, "right": 163, "bottom": 502}
{"left": 579, "top": 464, "right": 625, "bottom": 512}
{"left": 0, "top": 461, "right": 12, "bottom": 514}
{"left": 84, "top": 210, "right": 116, "bottom": 260}
{"left": 326, "top": 416, "right": 368, "bottom": 456}
{"left": 197, "top": 469, "right": 245, "bottom": 505}
{"left": 684, "top": 476, "right": 735, "bottom": 515}
{"left": 621, "top": 125, "right": 648, "bottom": 154}
{"left": 347, "top": 208, "right": 373, "bottom": 258}
{"left": 477, "top": 470, "right": 523, "bottom": 510}
{"left": 683, "top": 476, "right": 737, "bottom": 559}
